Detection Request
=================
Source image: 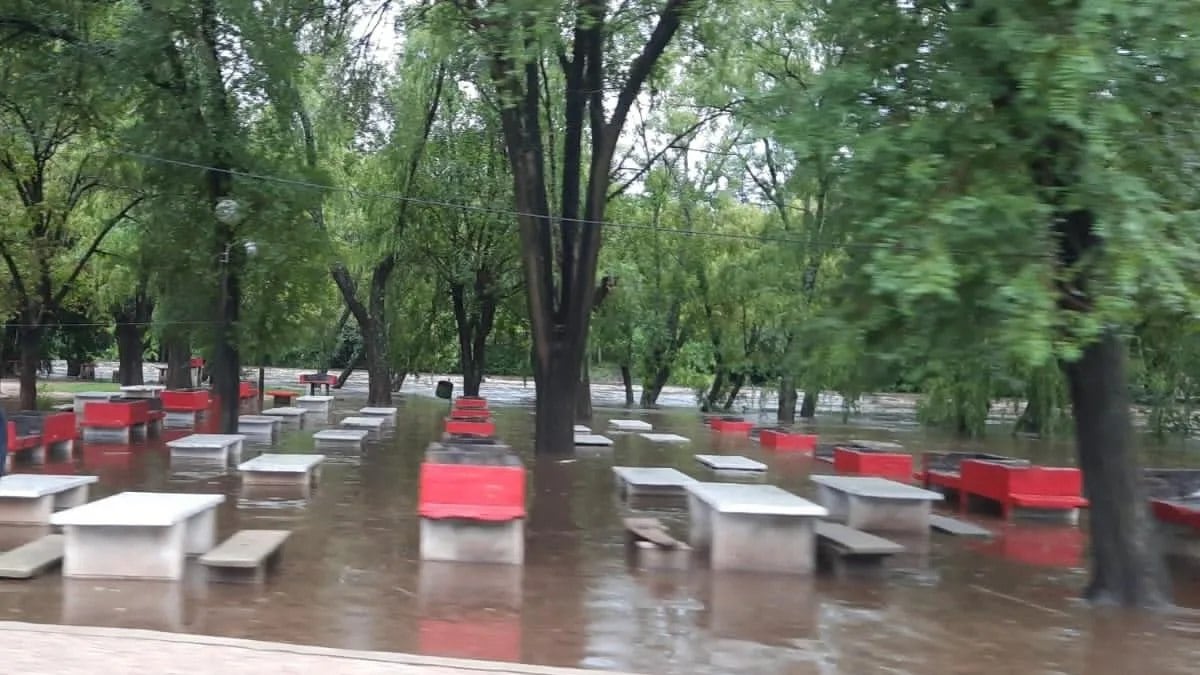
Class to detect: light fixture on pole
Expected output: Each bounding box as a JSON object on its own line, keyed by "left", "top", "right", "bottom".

{"left": 214, "top": 198, "right": 245, "bottom": 434}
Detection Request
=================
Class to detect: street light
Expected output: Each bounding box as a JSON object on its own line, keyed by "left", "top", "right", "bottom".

{"left": 215, "top": 198, "right": 245, "bottom": 434}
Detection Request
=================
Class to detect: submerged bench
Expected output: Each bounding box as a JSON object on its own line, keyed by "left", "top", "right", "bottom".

{"left": 929, "top": 514, "right": 993, "bottom": 537}
{"left": 200, "top": 529, "right": 291, "bottom": 583}
{"left": 815, "top": 521, "right": 903, "bottom": 575}
{"left": 0, "top": 534, "right": 65, "bottom": 579}
{"left": 624, "top": 517, "right": 691, "bottom": 570}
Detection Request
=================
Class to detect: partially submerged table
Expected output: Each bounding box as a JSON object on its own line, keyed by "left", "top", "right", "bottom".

{"left": 296, "top": 395, "right": 334, "bottom": 415}
{"left": 695, "top": 454, "right": 767, "bottom": 473}
{"left": 238, "top": 415, "right": 282, "bottom": 436}
{"left": 640, "top": 433, "right": 690, "bottom": 444}
{"left": 238, "top": 453, "right": 324, "bottom": 487}
{"left": 0, "top": 475, "right": 98, "bottom": 524}
{"left": 260, "top": 407, "right": 308, "bottom": 427}
{"left": 684, "top": 482, "right": 828, "bottom": 574}
{"left": 810, "top": 474, "right": 943, "bottom": 533}
{"left": 609, "top": 419, "right": 653, "bottom": 432}
{"left": 340, "top": 416, "right": 386, "bottom": 437}
{"left": 313, "top": 428, "right": 369, "bottom": 449}
{"left": 575, "top": 433, "right": 614, "bottom": 447}
{"left": 119, "top": 385, "right": 165, "bottom": 399}
{"left": 50, "top": 491, "right": 225, "bottom": 580}
{"left": 166, "top": 434, "right": 246, "bottom": 461}
{"left": 359, "top": 407, "right": 398, "bottom": 424}
{"left": 613, "top": 466, "right": 697, "bottom": 498}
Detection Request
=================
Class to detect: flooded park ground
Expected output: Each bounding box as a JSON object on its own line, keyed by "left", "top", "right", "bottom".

{"left": 2, "top": 366, "right": 1200, "bottom": 674}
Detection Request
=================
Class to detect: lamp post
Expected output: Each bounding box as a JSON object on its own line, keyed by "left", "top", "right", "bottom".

{"left": 214, "top": 198, "right": 255, "bottom": 434}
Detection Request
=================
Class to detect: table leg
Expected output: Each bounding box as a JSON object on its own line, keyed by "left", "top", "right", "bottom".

{"left": 710, "top": 513, "right": 817, "bottom": 574}
{"left": 183, "top": 507, "right": 218, "bottom": 555}
{"left": 53, "top": 485, "right": 90, "bottom": 510}
{"left": 686, "top": 495, "right": 714, "bottom": 550}
{"left": 846, "top": 495, "right": 931, "bottom": 533}
{"left": 0, "top": 495, "right": 54, "bottom": 524}
{"left": 64, "top": 523, "right": 186, "bottom": 579}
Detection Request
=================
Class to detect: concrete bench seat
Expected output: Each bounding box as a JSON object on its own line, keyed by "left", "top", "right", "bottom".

{"left": 929, "top": 514, "right": 992, "bottom": 537}
{"left": 0, "top": 475, "right": 98, "bottom": 524}
{"left": 815, "top": 521, "right": 903, "bottom": 575}
{"left": 200, "top": 529, "right": 291, "bottom": 583}
{"left": 624, "top": 517, "right": 692, "bottom": 570}
{"left": 608, "top": 419, "right": 653, "bottom": 432}
{"left": 0, "top": 534, "right": 65, "bottom": 579}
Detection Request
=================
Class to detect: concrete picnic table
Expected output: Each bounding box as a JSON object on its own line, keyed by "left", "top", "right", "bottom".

{"left": 809, "top": 474, "right": 944, "bottom": 533}
{"left": 0, "top": 475, "right": 98, "bottom": 524}
{"left": 165, "top": 434, "right": 246, "bottom": 461}
{"left": 238, "top": 453, "right": 324, "bottom": 487}
{"left": 119, "top": 385, "right": 165, "bottom": 399}
{"left": 612, "top": 467, "right": 697, "bottom": 498}
{"left": 684, "top": 482, "right": 828, "bottom": 574}
{"left": 238, "top": 415, "right": 282, "bottom": 436}
{"left": 50, "top": 491, "right": 225, "bottom": 580}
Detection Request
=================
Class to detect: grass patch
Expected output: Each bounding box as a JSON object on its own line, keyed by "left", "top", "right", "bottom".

{"left": 38, "top": 381, "right": 123, "bottom": 393}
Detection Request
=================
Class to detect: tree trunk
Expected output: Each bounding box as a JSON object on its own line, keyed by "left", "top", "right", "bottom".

{"left": 214, "top": 263, "right": 241, "bottom": 434}
{"left": 704, "top": 367, "right": 727, "bottom": 412}
{"left": 620, "top": 364, "right": 634, "bottom": 407}
{"left": 1063, "top": 330, "right": 1169, "bottom": 607}
{"left": 575, "top": 360, "right": 592, "bottom": 421}
{"left": 17, "top": 327, "right": 40, "bottom": 410}
{"left": 533, "top": 343, "right": 580, "bottom": 454}
{"left": 115, "top": 323, "right": 145, "bottom": 386}
{"left": 723, "top": 372, "right": 745, "bottom": 411}
{"left": 640, "top": 366, "right": 670, "bottom": 408}
{"left": 777, "top": 375, "right": 797, "bottom": 423}
{"left": 336, "top": 359, "right": 357, "bottom": 389}
{"left": 391, "top": 371, "right": 406, "bottom": 392}
{"left": 800, "top": 390, "right": 817, "bottom": 418}
{"left": 163, "top": 335, "right": 192, "bottom": 389}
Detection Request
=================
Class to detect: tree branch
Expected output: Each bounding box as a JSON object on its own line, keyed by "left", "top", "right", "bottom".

{"left": 607, "top": 102, "right": 738, "bottom": 200}
{"left": 51, "top": 196, "right": 144, "bottom": 309}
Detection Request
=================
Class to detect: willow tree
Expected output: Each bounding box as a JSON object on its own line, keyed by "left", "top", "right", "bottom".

{"left": 809, "top": 0, "right": 1200, "bottom": 606}
{"left": 443, "top": 0, "right": 700, "bottom": 453}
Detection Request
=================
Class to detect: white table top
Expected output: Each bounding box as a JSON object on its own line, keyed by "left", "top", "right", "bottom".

{"left": 238, "top": 453, "right": 325, "bottom": 473}
{"left": 613, "top": 466, "right": 697, "bottom": 487}
{"left": 261, "top": 407, "right": 307, "bottom": 417}
{"left": 238, "top": 415, "right": 281, "bottom": 424}
{"left": 685, "top": 482, "right": 828, "bottom": 516}
{"left": 695, "top": 454, "right": 767, "bottom": 471}
{"left": 50, "top": 491, "right": 224, "bottom": 527}
{"left": 297, "top": 395, "right": 335, "bottom": 403}
{"left": 166, "top": 434, "right": 245, "bottom": 449}
{"left": 845, "top": 440, "right": 905, "bottom": 451}
{"left": 359, "top": 407, "right": 398, "bottom": 415}
{"left": 341, "top": 416, "right": 385, "bottom": 428}
{"left": 641, "top": 433, "right": 689, "bottom": 443}
{"left": 314, "top": 429, "right": 369, "bottom": 441}
{"left": 120, "top": 385, "right": 165, "bottom": 392}
{"left": 810, "top": 475, "right": 944, "bottom": 501}
{"left": 0, "top": 474, "right": 98, "bottom": 498}
{"left": 609, "top": 419, "right": 653, "bottom": 431}
{"left": 74, "top": 391, "right": 119, "bottom": 400}
{"left": 574, "top": 425, "right": 591, "bottom": 433}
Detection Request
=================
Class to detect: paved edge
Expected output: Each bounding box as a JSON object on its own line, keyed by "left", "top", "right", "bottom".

{"left": 0, "top": 621, "right": 639, "bottom": 675}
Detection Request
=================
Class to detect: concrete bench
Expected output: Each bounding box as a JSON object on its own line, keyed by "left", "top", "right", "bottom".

{"left": 0, "top": 534, "right": 65, "bottom": 579}
{"left": 612, "top": 467, "right": 697, "bottom": 500}
{"left": 608, "top": 419, "right": 653, "bottom": 432}
{"left": 0, "top": 475, "right": 98, "bottom": 524}
{"left": 260, "top": 407, "right": 308, "bottom": 427}
{"left": 640, "top": 433, "right": 690, "bottom": 444}
{"left": 238, "top": 415, "right": 282, "bottom": 437}
{"left": 929, "top": 514, "right": 992, "bottom": 537}
{"left": 200, "top": 529, "right": 291, "bottom": 583}
{"left": 295, "top": 395, "right": 334, "bottom": 415}
{"left": 358, "top": 407, "right": 398, "bottom": 424}
{"left": 238, "top": 453, "right": 324, "bottom": 487}
{"left": 815, "top": 521, "right": 903, "bottom": 575}
{"left": 685, "top": 482, "right": 828, "bottom": 574}
{"left": 624, "top": 517, "right": 691, "bottom": 570}
{"left": 575, "top": 433, "right": 613, "bottom": 447}
{"left": 340, "top": 416, "right": 386, "bottom": 438}
{"left": 51, "top": 491, "right": 224, "bottom": 580}
{"left": 695, "top": 454, "right": 767, "bottom": 475}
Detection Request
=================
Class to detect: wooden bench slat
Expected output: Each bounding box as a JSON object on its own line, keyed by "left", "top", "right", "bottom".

{"left": 816, "top": 522, "right": 903, "bottom": 556}
{"left": 200, "top": 530, "right": 291, "bottom": 569}
{"left": 0, "top": 534, "right": 65, "bottom": 579}
{"left": 623, "top": 517, "right": 683, "bottom": 549}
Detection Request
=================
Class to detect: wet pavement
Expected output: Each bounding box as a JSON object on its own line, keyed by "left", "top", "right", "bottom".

{"left": 2, "top": 369, "right": 1200, "bottom": 674}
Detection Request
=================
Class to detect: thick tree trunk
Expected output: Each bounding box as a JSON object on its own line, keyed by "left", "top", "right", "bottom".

{"left": 723, "top": 372, "right": 745, "bottom": 411}
{"left": 163, "top": 336, "right": 192, "bottom": 389}
{"left": 575, "top": 360, "right": 592, "bottom": 422}
{"left": 215, "top": 264, "right": 241, "bottom": 434}
{"left": 17, "top": 327, "right": 40, "bottom": 410}
{"left": 115, "top": 323, "right": 145, "bottom": 386}
{"left": 800, "top": 390, "right": 817, "bottom": 418}
{"left": 1063, "top": 330, "right": 1169, "bottom": 607}
{"left": 777, "top": 375, "right": 797, "bottom": 423}
{"left": 620, "top": 364, "right": 634, "bottom": 407}
{"left": 533, "top": 344, "right": 580, "bottom": 454}
{"left": 704, "top": 367, "right": 727, "bottom": 412}
{"left": 336, "top": 357, "right": 357, "bottom": 389}
{"left": 640, "top": 366, "right": 670, "bottom": 408}
{"left": 391, "top": 371, "right": 407, "bottom": 392}
{"left": 362, "top": 322, "right": 391, "bottom": 405}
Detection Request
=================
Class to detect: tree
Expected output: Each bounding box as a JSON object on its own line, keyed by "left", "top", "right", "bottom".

{"left": 445, "top": 0, "right": 701, "bottom": 454}
{"left": 806, "top": 0, "right": 1200, "bottom": 606}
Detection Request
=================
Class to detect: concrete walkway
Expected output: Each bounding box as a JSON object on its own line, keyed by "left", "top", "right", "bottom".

{"left": 0, "top": 622, "right": 639, "bottom": 675}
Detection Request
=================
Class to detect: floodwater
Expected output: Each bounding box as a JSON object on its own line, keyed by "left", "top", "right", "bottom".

{"left": 2, "top": 370, "right": 1200, "bottom": 674}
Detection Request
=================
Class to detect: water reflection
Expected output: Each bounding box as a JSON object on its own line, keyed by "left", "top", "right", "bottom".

{"left": 0, "top": 394, "right": 1196, "bottom": 674}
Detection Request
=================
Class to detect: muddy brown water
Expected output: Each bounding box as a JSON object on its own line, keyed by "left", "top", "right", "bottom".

{"left": 2, "top": 390, "right": 1200, "bottom": 674}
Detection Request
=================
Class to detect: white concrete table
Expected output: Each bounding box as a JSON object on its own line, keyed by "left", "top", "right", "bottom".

{"left": 575, "top": 433, "right": 614, "bottom": 447}
{"left": 810, "top": 475, "right": 944, "bottom": 533}
{"left": 0, "top": 475, "right": 98, "bottom": 524}
{"left": 695, "top": 454, "right": 767, "bottom": 473}
{"left": 50, "top": 492, "right": 225, "bottom": 580}
{"left": 359, "top": 407, "right": 398, "bottom": 424}
{"left": 340, "top": 416, "right": 386, "bottom": 438}
{"left": 166, "top": 434, "right": 245, "bottom": 461}
{"left": 613, "top": 467, "right": 697, "bottom": 498}
{"left": 685, "top": 482, "right": 828, "bottom": 574}
{"left": 261, "top": 407, "right": 308, "bottom": 427}
{"left": 574, "top": 425, "right": 591, "bottom": 433}
{"left": 119, "top": 385, "right": 165, "bottom": 399}
{"left": 641, "top": 433, "right": 690, "bottom": 444}
{"left": 313, "top": 428, "right": 369, "bottom": 449}
{"left": 609, "top": 419, "right": 653, "bottom": 432}
{"left": 295, "top": 395, "right": 334, "bottom": 414}
{"left": 72, "top": 391, "right": 119, "bottom": 422}
{"left": 238, "top": 453, "right": 324, "bottom": 487}
{"left": 238, "top": 415, "right": 282, "bottom": 436}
